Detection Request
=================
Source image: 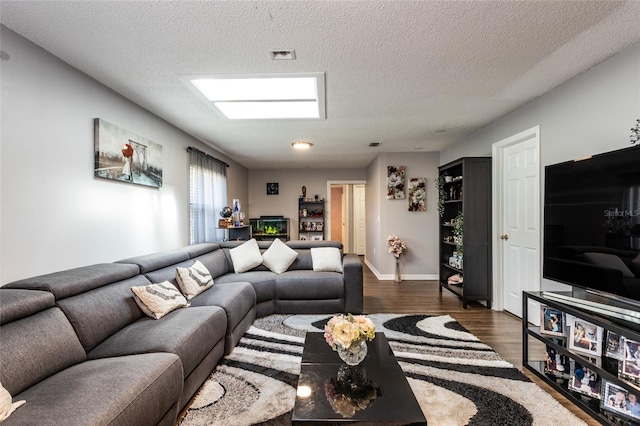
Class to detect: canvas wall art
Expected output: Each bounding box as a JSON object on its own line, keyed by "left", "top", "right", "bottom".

{"left": 387, "top": 166, "right": 405, "bottom": 199}
{"left": 94, "top": 118, "right": 163, "bottom": 188}
{"left": 408, "top": 177, "right": 426, "bottom": 211}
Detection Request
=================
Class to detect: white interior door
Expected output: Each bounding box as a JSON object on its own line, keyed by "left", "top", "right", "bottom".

{"left": 494, "top": 126, "right": 540, "bottom": 320}
{"left": 354, "top": 184, "right": 366, "bottom": 255}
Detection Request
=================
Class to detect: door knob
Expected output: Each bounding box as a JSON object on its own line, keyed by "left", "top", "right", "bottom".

{"left": 500, "top": 234, "right": 509, "bottom": 240}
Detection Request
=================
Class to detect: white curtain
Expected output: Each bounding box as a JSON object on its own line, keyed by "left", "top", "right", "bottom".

{"left": 188, "top": 148, "right": 227, "bottom": 244}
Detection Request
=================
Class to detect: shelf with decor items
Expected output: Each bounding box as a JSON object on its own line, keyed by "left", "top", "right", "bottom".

{"left": 298, "top": 198, "right": 324, "bottom": 240}
{"left": 523, "top": 291, "right": 640, "bottom": 426}
{"left": 437, "top": 157, "right": 492, "bottom": 309}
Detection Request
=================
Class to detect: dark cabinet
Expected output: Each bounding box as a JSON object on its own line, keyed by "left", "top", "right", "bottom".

{"left": 438, "top": 157, "right": 492, "bottom": 308}
{"left": 298, "top": 199, "right": 324, "bottom": 240}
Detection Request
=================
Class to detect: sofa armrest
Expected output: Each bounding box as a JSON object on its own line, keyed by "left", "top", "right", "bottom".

{"left": 343, "top": 254, "right": 363, "bottom": 314}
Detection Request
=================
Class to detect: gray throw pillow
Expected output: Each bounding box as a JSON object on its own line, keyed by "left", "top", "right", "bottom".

{"left": 583, "top": 252, "right": 635, "bottom": 279}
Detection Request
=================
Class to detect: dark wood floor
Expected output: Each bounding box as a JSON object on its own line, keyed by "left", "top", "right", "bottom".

{"left": 362, "top": 263, "right": 599, "bottom": 425}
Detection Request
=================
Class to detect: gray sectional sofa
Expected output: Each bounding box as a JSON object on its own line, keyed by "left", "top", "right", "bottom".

{"left": 0, "top": 240, "right": 363, "bottom": 425}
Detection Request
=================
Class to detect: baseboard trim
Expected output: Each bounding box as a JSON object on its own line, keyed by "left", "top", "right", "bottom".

{"left": 364, "top": 258, "right": 438, "bottom": 281}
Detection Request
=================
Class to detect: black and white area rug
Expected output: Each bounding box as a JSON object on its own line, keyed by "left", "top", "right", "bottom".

{"left": 178, "top": 314, "right": 586, "bottom": 426}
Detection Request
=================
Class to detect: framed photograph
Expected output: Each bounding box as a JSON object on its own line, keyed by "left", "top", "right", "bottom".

{"left": 620, "top": 337, "right": 640, "bottom": 386}
{"left": 311, "top": 235, "right": 323, "bottom": 241}
{"left": 569, "top": 318, "right": 603, "bottom": 356}
{"left": 569, "top": 360, "right": 601, "bottom": 399}
{"left": 601, "top": 381, "right": 640, "bottom": 421}
{"left": 540, "top": 305, "right": 565, "bottom": 337}
{"left": 606, "top": 331, "right": 624, "bottom": 360}
{"left": 266, "top": 182, "right": 279, "bottom": 195}
{"left": 545, "top": 346, "right": 570, "bottom": 378}
{"left": 299, "top": 234, "right": 308, "bottom": 241}
{"left": 94, "top": 118, "right": 163, "bottom": 188}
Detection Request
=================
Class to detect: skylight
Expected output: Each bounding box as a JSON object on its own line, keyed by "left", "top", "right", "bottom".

{"left": 187, "top": 73, "right": 326, "bottom": 120}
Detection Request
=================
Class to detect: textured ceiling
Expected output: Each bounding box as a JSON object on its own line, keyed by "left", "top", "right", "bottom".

{"left": 2, "top": 1, "right": 640, "bottom": 169}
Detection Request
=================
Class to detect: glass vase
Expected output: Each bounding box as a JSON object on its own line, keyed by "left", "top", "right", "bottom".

{"left": 336, "top": 339, "right": 368, "bottom": 366}
{"left": 394, "top": 258, "right": 402, "bottom": 283}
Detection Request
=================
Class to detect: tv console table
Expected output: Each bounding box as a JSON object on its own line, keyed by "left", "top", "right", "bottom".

{"left": 523, "top": 291, "right": 640, "bottom": 425}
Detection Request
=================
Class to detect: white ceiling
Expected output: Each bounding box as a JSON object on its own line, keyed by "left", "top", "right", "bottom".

{"left": 2, "top": 1, "right": 640, "bottom": 169}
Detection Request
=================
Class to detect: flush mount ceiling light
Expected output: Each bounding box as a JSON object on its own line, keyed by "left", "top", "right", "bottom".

{"left": 292, "top": 141, "right": 313, "bottom": 150}
{"left": 185, "top": 73, "right": 325, "bottom": 120}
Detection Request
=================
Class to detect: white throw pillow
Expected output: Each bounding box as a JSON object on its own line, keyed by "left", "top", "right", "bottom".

{"left": 176, "top": 260, "right": 214, "bottom": 299}
{"left": 229, "top": 238, "right": 263, "bottom": 273}
{"left": 131, "top": 281, "right": 189, "bottom": 319}
{"left": 0, "top": 381, "right": 25, "bottom": 422}
{"left": 311, "top": 247, "right": 343, "bottom": 272}
{"left": 262, "top": 238, "right": 298, "bottom": 274}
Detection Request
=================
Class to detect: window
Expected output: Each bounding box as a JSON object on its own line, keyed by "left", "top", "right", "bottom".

{"left": 188, "top": 148, "right": 228, "bottom": 244}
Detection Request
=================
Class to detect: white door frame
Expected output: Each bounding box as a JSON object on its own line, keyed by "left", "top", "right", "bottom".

{"left": 327, "top": 180, "right": 366, "bottom": 252}
{"left": 491, "top": 125, "right": 541, "bottom": 311}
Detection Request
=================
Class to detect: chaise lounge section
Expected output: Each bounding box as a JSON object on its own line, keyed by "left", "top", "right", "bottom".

{"left": 0, "top": 240, "right": 363, "bottom": 425}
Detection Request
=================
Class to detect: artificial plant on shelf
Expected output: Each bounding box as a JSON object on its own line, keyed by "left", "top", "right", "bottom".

{"left": 435, "top": 175, "right": 446, "bottom": 217}
{"left": 453, "top": 211, "right": 464, "bottom": 256}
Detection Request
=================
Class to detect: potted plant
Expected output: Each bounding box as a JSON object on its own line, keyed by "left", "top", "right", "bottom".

{"left": 435, "top": 175, "right": 447, "bottom": 217}
{"left": 453, "top": 211, "right": 464, "bottom": 257}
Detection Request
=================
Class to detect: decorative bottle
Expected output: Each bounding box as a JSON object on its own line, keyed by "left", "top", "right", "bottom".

{"left": 232, "top": 199, "right": 241, "bottom": 227}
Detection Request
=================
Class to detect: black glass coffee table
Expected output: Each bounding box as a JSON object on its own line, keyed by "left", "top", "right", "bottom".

{"left": 292, "top": 332, "right": 427, "bottom": 425}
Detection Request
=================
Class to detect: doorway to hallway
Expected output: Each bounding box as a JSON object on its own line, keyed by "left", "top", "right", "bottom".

{"left": 327, "top": 181, "right": 366, "bottom": 255}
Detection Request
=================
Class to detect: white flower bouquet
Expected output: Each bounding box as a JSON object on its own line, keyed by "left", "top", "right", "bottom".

{"left": 324, "top": 314, "right": 376, "bottom": 350}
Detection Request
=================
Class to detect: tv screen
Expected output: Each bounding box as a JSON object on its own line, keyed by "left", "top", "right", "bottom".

{"left": 543, "top": 145, "right": 640, "bottom": 302}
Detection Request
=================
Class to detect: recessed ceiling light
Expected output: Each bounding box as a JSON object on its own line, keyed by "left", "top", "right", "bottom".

{"left": 292, "top": 141, "right": 313, "bottom": 150}
{"left": 185, "top": 73, "right": 325, "bottom": 120}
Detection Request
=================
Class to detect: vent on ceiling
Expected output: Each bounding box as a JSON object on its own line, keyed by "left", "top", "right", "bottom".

{"left": 369, "top": 142, "right": 381, "bottom": 147}
{"left": 270, "top": 50, "right": 296, "bottom": 60}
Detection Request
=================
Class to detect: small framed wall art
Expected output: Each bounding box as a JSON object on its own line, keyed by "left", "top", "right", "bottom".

{"left": 267, "top": 182, "right": 279, "bottom": 195}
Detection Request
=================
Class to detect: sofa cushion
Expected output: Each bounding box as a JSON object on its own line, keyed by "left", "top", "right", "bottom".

{"left": 55, "top": 275, "right": 149, "bottom": 353}
{"left": 276, "top": 270, "right": 344, "bottom": 300}
{"left": 87, "top": 306, "right": 226, "bottom": 379}
{"left": 262, "top": 238, "right": 298, "bottom": 274}
{"left": 132, "top": 281, "right": 189, "bottom": 319}
{"left": 3, "top": 263, "right": 140, "bottom": 300}
{"left": 8, "top": 353, "right": 183, "bottom": 426}
{"left": 0, "top": 308, "right": 86, "bottom": 396}
{"left": 229, "top": 239, "right": 263, "bottom": 273}
{"left": 215, "top": 271, "right": 276, "bottom": 304}
{"left": 0, "top": 289, "right": 54, "bottom": 325}
{"left": 311, "top": 247, "right": 343, "bottom": 272}
{"left": 117, "top": 251, "right": 190, "bottom": 274}
{"left": 176, "top": 260, "right": 214, "bottom": 299}
{"left": 583, "top": 252, "right": 635, "bottom": 278}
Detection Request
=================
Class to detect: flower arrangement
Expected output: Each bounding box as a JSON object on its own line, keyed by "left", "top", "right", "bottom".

{"left": 386, "top": 235, "right": 407, "bottom": 259}
{"left": 324, "top": 314, "right": 376, "bottom": 350}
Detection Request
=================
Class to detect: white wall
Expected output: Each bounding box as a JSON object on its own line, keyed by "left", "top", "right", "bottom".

{"left": 365, "top": 152, "right": 440, "bottom": 280}
{"left": 247, "top": 168, "right": 365, "bottom": 241}
{"left": 440, "top": 41, "right": 640, "bottom": 292}
{"left": 0, "top": 27, "right": 248, "bottom": 284}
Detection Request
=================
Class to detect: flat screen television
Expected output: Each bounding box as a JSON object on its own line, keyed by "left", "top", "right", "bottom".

{"left": 543, "top": 145, "right": 640, "bottom": 304}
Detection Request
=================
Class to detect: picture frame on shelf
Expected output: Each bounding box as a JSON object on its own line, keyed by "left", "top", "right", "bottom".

{"left": 540, "top": 305, "right": 565, "bottom": 337}
{"left": 605, "top": 331, "right": 624, "bottom": 360}
{"left": 545, "top": 346, "right": 570, "bottom": 379}
{"left": 569, "top": 317, "right": 603, "bottom": 357}
{"left": 299, "top": 234, "right": 309, "bottom": 241}
{"left": 311, "top": 235, "right": 323, "bottom": 241}
{"left": 620, "top": 337, "right": 640, "bottom": 386}
{"left": 568, "top": 360, "right": 601, "bottom": 399}
{"left": 601, "top": 380, "right": 640, "bottom": 421}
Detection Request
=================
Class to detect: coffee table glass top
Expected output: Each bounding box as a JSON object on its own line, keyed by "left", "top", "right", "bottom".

{"left": 292, "top": 332, "right": 427, "bottom": 424}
